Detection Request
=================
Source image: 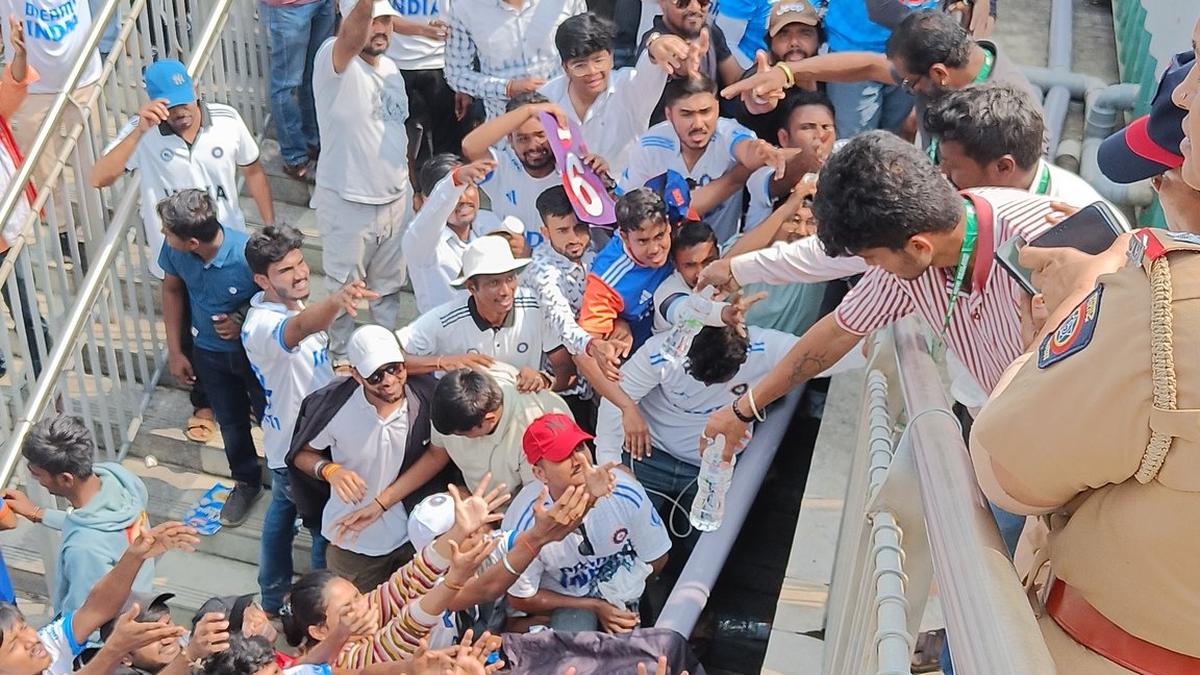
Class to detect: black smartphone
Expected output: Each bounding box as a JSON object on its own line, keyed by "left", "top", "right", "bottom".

{"left": 994, "top": 235, "right": 1037, "bottom": 295}
{"left": 1026, "top": 202, "right": 1127, "bottom": 255}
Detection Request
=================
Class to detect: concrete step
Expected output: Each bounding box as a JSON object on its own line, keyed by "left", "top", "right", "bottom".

{"left": 129, "top": 458, "right": 314, "bottom": 573}
{"left": 245, "top": 139, "right": 316, "bottom": 208}
{"left": 127, "top": 385, "right": 260, "bottom": 479}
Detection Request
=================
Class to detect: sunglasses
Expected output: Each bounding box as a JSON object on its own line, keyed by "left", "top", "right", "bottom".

{"left": 673, "top": 0, "right": 711, "bottom": 9}
{"left": 366, "top": 362, "right": 404, "bottom": 386}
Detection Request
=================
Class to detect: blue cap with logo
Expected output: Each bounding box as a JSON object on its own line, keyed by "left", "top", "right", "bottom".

{"left": 1098, "top": 50, "right": 1195, "bottom": 184}
{"left": 143, "top": 59, "right": 196, "bottom": 108}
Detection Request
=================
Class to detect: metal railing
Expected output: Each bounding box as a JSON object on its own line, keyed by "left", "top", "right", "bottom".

{"left": 822, "top": 320, "right": 1057, "bottom": 675}
{"left": 0, "top": 0, "right": 265, "bottom": 467}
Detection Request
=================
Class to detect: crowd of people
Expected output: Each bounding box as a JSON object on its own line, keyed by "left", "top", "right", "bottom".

{"left": 0, "top": 0, "right": 1196, "bottom": 671}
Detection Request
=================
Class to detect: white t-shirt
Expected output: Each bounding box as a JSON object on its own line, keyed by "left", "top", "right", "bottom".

{"left": 310, "top": 389, "right": 412, "bottom": 555}
{"left": 744, "top": 165, "right": 775, "bottom": 232}
{"left": 385, "top": 0, "right": 450, "bottom": 71}
{"left": 396, "top": 288, "right": 563, "bottom": 373}
{"left": 110, "top": 102, "right": 258, "bottom": 278}
{"left": 312, "top": 38, "right": 412, "bottom": 205}
{"left": 241, "top": 293, "right": 335, "bottom": 469}
{"left": 650, "top": 270, "right": 727, "bottom": 335}
{"left": 402, "top": 171, "right": 479, "bottom": 313}
{"left": 3, "top": 0, "right": 100, "bottom": 94}
{"left": 594, "top": 326, "right": 798, "bottom": 466}
{"left": 538, "top": 49, "right": 667, "bottom": 174}
{"left": 619, "top": 118, "right": 756, "bottom": 244}
{"left": 502, "top": 472, "right": 671, "bottom": 599}
{"left": 38, "top": 612, "right": 84, "bottom": 675}
{"left": 479, "top": 143, "right": 559, "bottom": 241}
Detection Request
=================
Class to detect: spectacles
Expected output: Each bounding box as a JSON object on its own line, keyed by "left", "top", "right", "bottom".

{"left": 565, "top": 52, "right": 613, "bottom": 77}
{"left": 366, "top": 362, "right": 404, "bottom": 386}
{"left": 673, "top": 0, "right": 710, "bottom": 9}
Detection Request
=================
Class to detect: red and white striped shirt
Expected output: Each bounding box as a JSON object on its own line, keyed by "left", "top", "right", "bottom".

{"left": 835, "top": 188, "right": 1060, "bottom": 393}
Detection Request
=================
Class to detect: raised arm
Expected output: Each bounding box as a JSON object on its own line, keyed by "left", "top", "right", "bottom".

{"left": 332, "top": 0, "right": 375, "bottom": 74}
{"left": 461, "top": 102, "right": 567, "bottom": 162}
{"left": 282, "top": 280, "right": 379, "bottom": 350}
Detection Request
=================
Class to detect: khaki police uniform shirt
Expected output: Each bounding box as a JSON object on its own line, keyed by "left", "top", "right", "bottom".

{"left": 970, "top": 228, "right": 1200, "bottom": 656}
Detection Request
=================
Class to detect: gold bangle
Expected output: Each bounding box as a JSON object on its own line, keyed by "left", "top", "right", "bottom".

{"left": 774, "top": 61, "right": 796, "bottom": 89}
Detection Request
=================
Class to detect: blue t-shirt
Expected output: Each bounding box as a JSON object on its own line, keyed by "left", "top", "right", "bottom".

{"left": 824, "top": 0, "right": 940, "bottom": 54}
{"left": 158, "top": 227, "right": 258, "bottom": 353}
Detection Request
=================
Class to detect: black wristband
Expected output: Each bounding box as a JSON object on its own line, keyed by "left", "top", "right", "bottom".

{"left": 732, "top": 396, "right": 756, "bottom": 423}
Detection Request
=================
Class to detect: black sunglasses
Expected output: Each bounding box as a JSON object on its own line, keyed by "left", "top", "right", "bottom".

{"left": 673, "top": 0, "right": 711, "bottom": 8}
{"left": 366, "top": 362, "right": 404, "bottom": 385}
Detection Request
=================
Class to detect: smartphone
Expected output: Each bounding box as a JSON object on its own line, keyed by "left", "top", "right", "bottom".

{"left": 1027, "top": 202, "right": 1127, "bottom": 255}
{"left": 995, "top": 235, "right": 1037, "bottom": 295}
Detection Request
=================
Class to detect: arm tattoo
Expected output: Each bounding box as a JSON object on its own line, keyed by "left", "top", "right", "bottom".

{"left": 789, "top": 350, "right": 829, "bottom": 385}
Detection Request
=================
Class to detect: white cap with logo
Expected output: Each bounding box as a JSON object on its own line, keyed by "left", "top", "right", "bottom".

{"left": 346, "top": 324, "right": 405, "bottom": 377}
{"left": 407, "top": 493, "right": 456, "bottom": 550}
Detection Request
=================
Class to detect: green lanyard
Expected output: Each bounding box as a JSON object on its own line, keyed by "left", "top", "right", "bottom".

{"left": 1033, "top": 162, "right": 1051, "bottom": 195}
{"left": 943, "top": 200, "right": 978, "bottom": 332}
{"left": 928, "top": 48, "right": 995, "bottom": 164}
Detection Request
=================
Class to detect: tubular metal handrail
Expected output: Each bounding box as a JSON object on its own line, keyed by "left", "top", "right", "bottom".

{"left": 0, "top": 0, "right": 237, "bottom": 501}
{"left": 655, "top": 389, "right": 802, "bottom": 637}
{"left": 820, "top": 320, "right": 1056, "bottom": 674}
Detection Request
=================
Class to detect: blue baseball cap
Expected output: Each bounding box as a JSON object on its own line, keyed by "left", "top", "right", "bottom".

{"left": 143, "top": 59, "right": 196, "bottom": 107}
{"left": 1098, "top": 50, "right": 1194, "bottom": 184}
{"left": 643, "top": 170, "right": 700, "bottom": 226}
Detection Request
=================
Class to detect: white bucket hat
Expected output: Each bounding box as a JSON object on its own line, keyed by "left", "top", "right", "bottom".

{"left": 450, "top": 234, "right": 531, "bottom": 286}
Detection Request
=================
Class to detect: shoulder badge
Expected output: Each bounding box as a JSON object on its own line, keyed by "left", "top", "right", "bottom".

{"left": 1038, "top": 285, "right": 1103, "bottom": 368}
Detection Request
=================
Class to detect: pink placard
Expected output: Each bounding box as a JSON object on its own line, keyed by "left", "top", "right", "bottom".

{"left": 538, "top": 112, "right": 617, "bottom": 225}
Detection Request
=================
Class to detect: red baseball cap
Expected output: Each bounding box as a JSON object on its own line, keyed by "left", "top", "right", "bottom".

{"left": 522, "top": 413, "right": 593, "bottom": 465}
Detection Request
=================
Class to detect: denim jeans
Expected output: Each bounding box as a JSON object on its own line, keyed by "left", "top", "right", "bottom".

{"left": 627, "top": 449, "right": 701, "bottom": 552}
{"left": 824, "top": 80, "right": 916, "bottom": 139}
{"left": 259, "top": 468, "right": 328, "bottom": 613}
{"left": 261, "top": 0, "right": 334, "bottom": 166}
{"left": 0, "top": 249, "right": 48, "bottom": 377}
{"left": 190, "top": 346, "right": 266, "bottom": 485}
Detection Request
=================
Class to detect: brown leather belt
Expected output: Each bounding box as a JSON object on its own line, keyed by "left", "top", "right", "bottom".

{"left": 1047, "top": 580, "right": 1200, "bottom": 674}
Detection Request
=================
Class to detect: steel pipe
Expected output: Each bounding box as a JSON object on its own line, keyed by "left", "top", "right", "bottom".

{"left": 655, "top": 389, "right": 802, "bottom": 637}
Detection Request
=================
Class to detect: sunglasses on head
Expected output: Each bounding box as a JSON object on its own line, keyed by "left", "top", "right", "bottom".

{"left": 366, "top": 362, "right": 403, "bottom": 386}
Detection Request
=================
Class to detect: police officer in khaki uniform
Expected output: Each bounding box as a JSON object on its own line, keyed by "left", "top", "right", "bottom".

{"left": 970, "top": 225, "right": 1200, "bottom": 674}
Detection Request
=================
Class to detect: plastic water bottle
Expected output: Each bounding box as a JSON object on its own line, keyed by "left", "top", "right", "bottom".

{"left": 690, "top": 437, "right": 735, "bottom": 532}
{"left": 662, "top": 288, "right": 716, "bottom": 364}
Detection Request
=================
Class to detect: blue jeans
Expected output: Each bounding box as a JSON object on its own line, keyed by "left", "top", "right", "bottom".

{"left": 190, "top": 346, "right": 266, "bottom": 485}
{"left": 0, "top": 249, "right": 47, "bottom": 377}
{"left": 627, "top": 449, "right": 700, "bottom": 551}
{"left": 259, "top": 468, "right": 328, "bottom": 613}
{"left": 261, "top": 0, "right": 334, "bottom": 166}
{"left": 824, "top": 80, "right": 915, "bottom": 139}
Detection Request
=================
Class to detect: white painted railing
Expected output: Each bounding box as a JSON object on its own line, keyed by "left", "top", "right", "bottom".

{"left": 823, "top": 320, "right": 1056, "bottom": 674}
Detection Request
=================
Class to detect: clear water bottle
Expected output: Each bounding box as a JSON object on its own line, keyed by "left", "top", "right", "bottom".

{"left": 690, "top": 436, "right": 735, "bottom": 532}
{"left": 662, "top": 289, "right": 716, "bottom": 364}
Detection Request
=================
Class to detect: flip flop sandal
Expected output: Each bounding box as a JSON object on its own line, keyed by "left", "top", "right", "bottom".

{"left": 911, "top": 628, "right": 947, "bottom": 673}
{"left": 184, "top": 414, "right": 217, "bottom": 443}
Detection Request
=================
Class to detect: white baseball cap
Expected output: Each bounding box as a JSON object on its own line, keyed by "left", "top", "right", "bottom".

{"left": 338, "top": 0, "right": 402, "bottom": 20}
{"left": 407, "top": 493, "right": 455, "bottom": 550}
{"left": 450, "top": 234, "right": 531, "bottom": 286}
{"left": 346, "top": 325, "right": 405, "bottom": 378}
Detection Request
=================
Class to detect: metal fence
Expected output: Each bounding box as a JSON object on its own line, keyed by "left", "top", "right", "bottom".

{"left": 0, "top": 0, "right": 266, "bottom": 469}
{"left": 822, "top": 320, "right": 1057, "bottom": 675}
